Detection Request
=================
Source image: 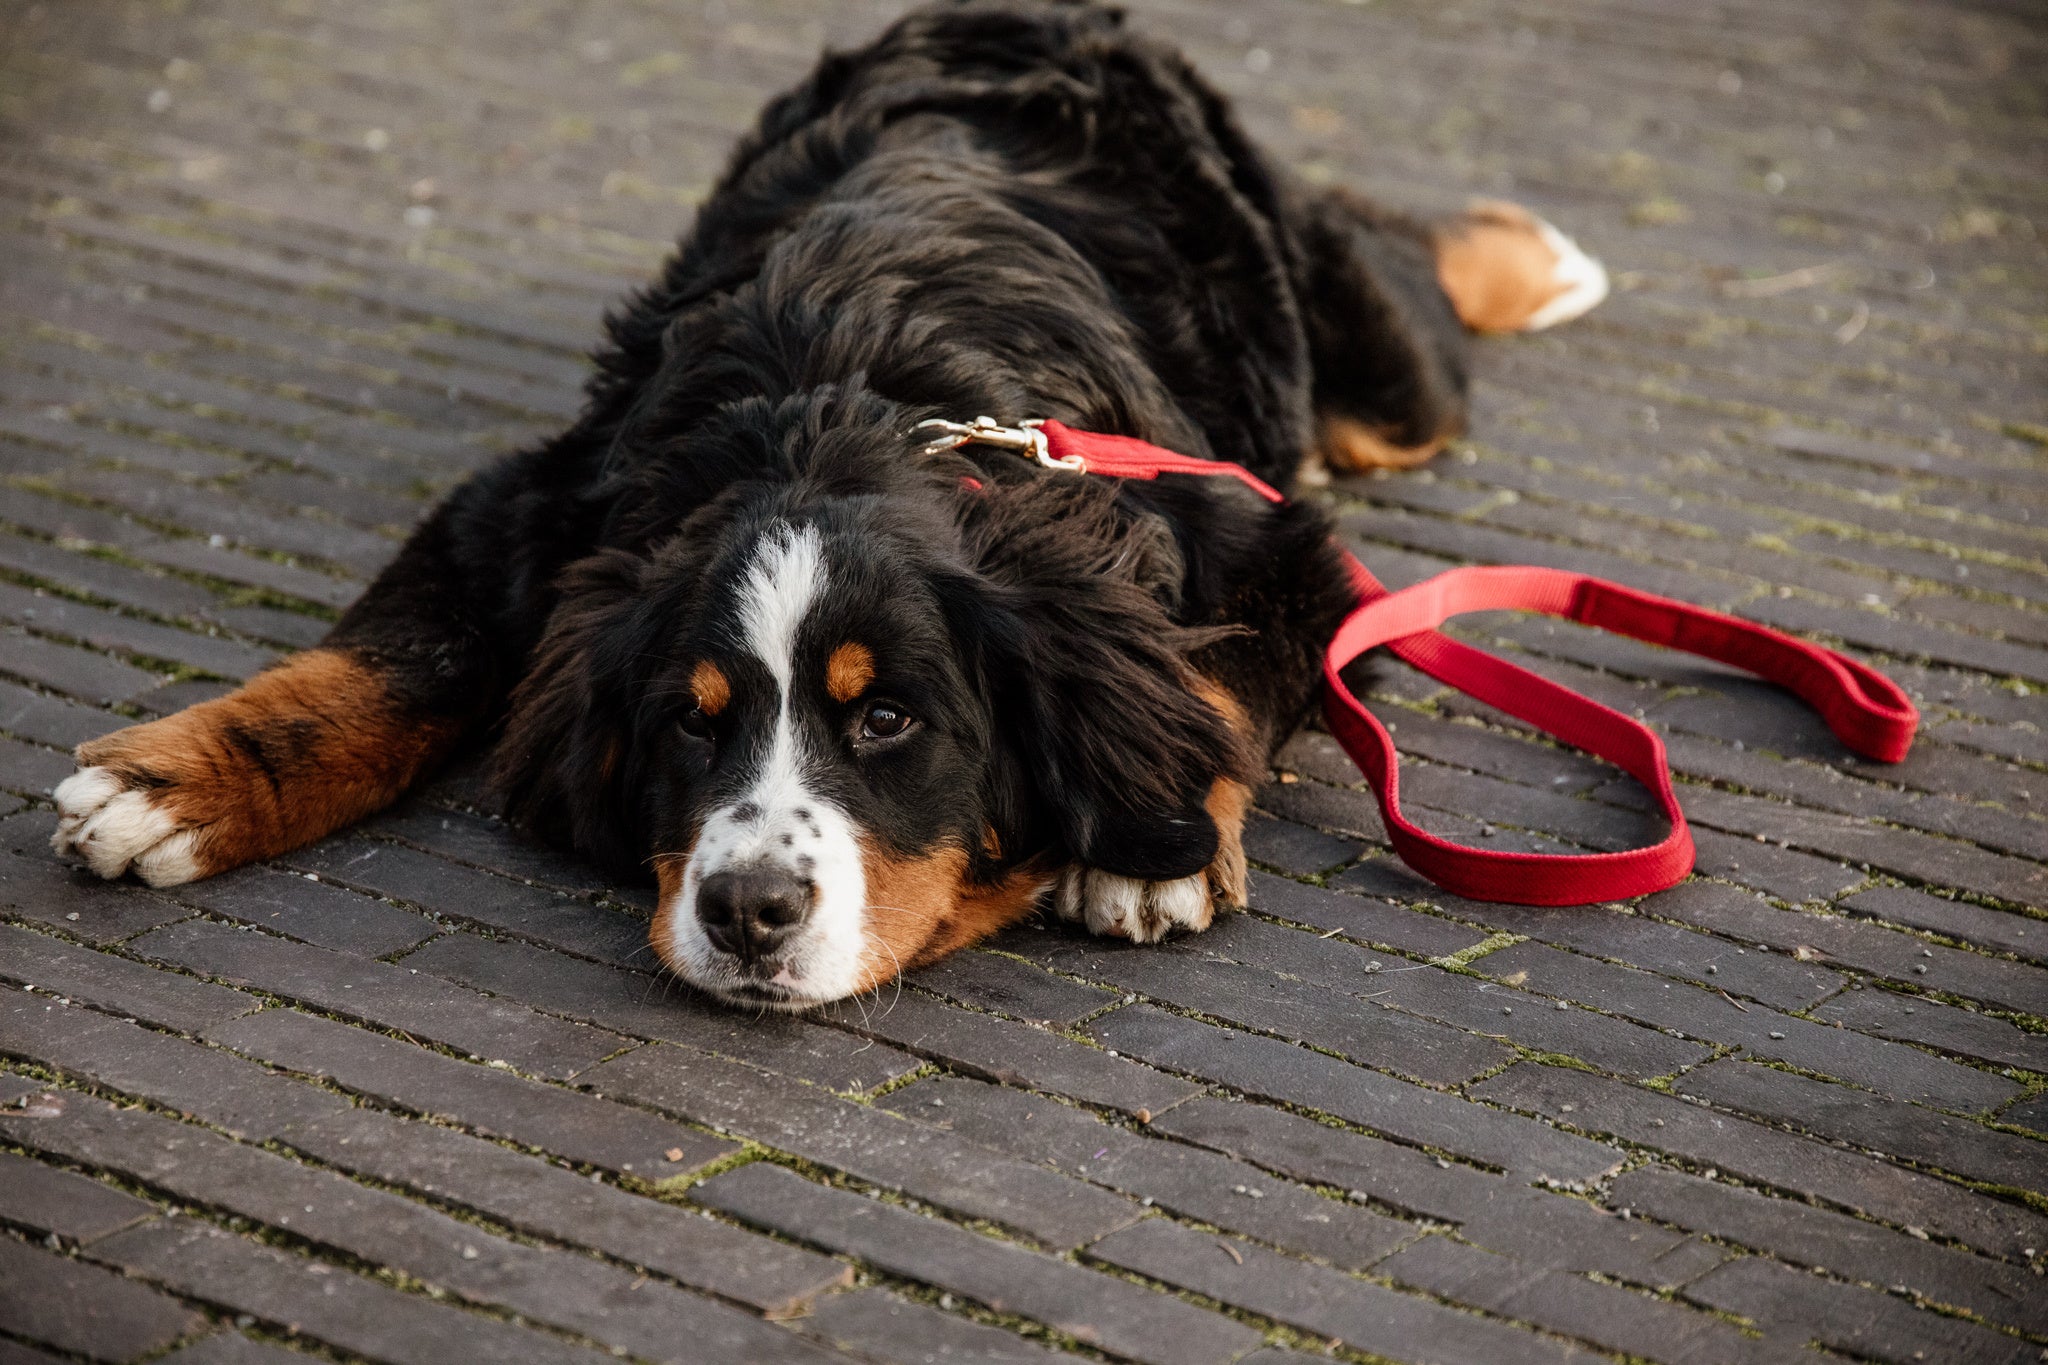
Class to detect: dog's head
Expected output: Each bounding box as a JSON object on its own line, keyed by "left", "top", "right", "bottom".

{"left": 494, "top": 394, "right": 1244, "bottom": 1008}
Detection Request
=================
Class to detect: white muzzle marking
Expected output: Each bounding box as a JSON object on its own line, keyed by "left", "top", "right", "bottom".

{"left": 657, "top": 523, "right": 870, "bottom": 1005}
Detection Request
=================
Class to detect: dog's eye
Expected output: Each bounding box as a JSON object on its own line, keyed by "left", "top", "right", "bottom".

{"left": 860, "top": 701, "right": 913, "bottom": 741}
{"left": 679, "top": 706, "right": 715, "bottom": 739}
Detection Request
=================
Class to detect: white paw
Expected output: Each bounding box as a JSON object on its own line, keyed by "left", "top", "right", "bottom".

{"left": 1521, "top": 217, "right": 1610, "bottom": 331}
{"left": 1052, "top": 866, "right": 1215, "bottom": 943}
{"left": 50, "top": 766, "right": 203, "bottom": 886}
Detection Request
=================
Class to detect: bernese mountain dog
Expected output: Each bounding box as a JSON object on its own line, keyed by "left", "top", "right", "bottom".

{"left": 49, "top": 0, "right": 1606, "bottom": 1008}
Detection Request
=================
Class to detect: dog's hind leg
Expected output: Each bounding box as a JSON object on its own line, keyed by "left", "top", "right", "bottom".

{"left": 1293, "top": 187, "right": 1607, "bottom": 474}
{"left": 1433, "top": 199, "right": 1610, "bottom": 335}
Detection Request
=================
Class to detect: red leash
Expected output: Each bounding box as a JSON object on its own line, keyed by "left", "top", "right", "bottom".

{"left": 930, "top": 417, "right": 1918, "bottom": 907}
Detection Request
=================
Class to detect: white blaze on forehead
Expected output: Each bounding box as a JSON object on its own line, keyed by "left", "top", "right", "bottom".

{"left": 658, "top": 522, "right": 870, "bottom": 1006}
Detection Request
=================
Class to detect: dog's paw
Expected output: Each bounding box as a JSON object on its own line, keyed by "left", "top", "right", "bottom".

{"left": 1436, "top": 200, "right": 1610, "bottom": 334}
{"left": 51, "top": 764, "right": 205, "bottom": 886}
{"left": 1051, "top": 866, "right": 1217, "bottom": 943}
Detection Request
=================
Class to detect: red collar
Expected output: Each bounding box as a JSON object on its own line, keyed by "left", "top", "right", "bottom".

{"left": 923, "top": 416, "right": 1917, "bottom": 906}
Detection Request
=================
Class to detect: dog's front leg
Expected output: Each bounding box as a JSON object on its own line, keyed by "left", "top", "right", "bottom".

{"left": 50, "top": 494, "right": 513, "bottom": 887}
{"left": 1049, "top": 775, "right": 1249, "bottom": 942}
{"left": 51, "top": 645, "right": 473, "bottom": 886}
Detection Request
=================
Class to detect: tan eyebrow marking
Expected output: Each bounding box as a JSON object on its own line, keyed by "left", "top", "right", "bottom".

{"left": 825, "top": 642, "right": 875, "bottom": 704}
{"left": 691, "top": 660, "right": 731, "bottom": 716}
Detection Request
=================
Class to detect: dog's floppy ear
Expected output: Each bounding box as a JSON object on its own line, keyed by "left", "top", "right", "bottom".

{"left": 948, "top": 479, "right": 1247, "bottom": 882}
{"left": 493, "top": 548, "right": 659, "bottom": 875}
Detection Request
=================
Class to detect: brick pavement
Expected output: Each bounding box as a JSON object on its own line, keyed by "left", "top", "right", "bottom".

{"left": 0, "top": 0, "right": 2043, "bottom": 1361}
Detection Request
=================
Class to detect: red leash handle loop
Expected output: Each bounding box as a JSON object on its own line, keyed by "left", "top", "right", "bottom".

{"left": 955, "top": 417, "right": 1918, "bottom": 907}
{"left": 1325, "top": 555, "right": 1918, "bottom": 905}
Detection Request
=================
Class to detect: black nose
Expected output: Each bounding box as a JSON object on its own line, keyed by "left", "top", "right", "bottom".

{"left": 696, "top": 866, "right": 814, "bottom": 959}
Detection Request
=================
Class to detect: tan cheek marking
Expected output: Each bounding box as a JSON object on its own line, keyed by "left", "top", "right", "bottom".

{"left": 649, "top": 852, "right": 690, "bottom": 976}
{"left": 851, "top": 838, "right": 1051, "bottom": 993}
{"left": 690, "top": 660, "right": 731, "bottom": 716}
{"left": 826, "top": 642, "right": 875, "bottom": 704}
{"left": 74, "top": 648, "right": 459, "bottom": 877}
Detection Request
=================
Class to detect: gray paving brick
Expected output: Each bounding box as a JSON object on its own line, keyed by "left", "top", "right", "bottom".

{"left": 1009, "top": 930, "right": 1513, "bottom": 1086}
{"left": 1254, "top": 771, "right": 1388, "bottom": 842}
{"left": 904, "top": 947, "right": 1119, "bottom": 1027}
{"left": 0, "top": 735, "right": 71, "bottom": 796}
{"left": 1814, "top": 984, "right": 2048, "bottom": 1073}
{"left": 1337, "top": 859, "right": 1845, "bottom": 1010}
{"left": 1242, "top": 867, "right": 1488, "bottom": 958}
{"left": 1686, "top": 827, "right": 1868, "bottom": 903}
{"left": 404, "top": 931, "right": 917, "bottom": 1093}
{"left": 1841, "top": 885, "right": 2048, "bottom": 964}
{"left": 130, "top": 919, "right": 625, "bottom": 1079}
{"left": 0, "top": 679, "right": 120, "bottom": 749}
{"left": 7, "top": 1093, "right": 848, "bottom": 1365}
{"left": 0, "top": 987, "right": 346, "bottom": 1138}
{"left": 54, "top": 469, "right": 398, "bottom": 577}
{"left": 1473, "top": 1063, "right": 2048, "bottom": 1261}
{"left": 0, "top": 1150, "right": 156, "bottom": 1244}
{"left": 1088, "top": 1217, "right": 1591, "bottom": 1365}
{"left": 0, "top": 581, "right": 276, "bottom": 681}
{"left": 0, "top": 628, "right": 162, "bottom": 705}
{"left": 284, "top": 837, "right": 647, "bottom": 965}
{"left": 1370, "top": 702, "right": 1624, "bottom": 796}
{"left": 0, "top": 1233, "right": 204, "bottom": 1362}
{"left": 1667, "top": 782, "right": 2048, "bottom": 908}
{"left": 155, "top": 1335, "right": 324, "bottom": 1365}
{"left": 1684, "top": 1254, "right": 2035, "bottom": 1365}
{"left": 130, "top": 679, "right": 236, "bottom": 714}
{"left": 362, "top": 803, "right": 614, "bottom": 898}
{"left": 0, "top": 1340, "right": 72, "bottom": 1365}
{"left": 214, "top": 604, "right": 329, "bottom": 649}
{"left": 163, "top": 864, "right": 440, "bottom": 957}
{"left": 0, "top": 485, "right": 148, "bottom": 549}
{"left": 90, "top": 1216, "right": 618, "bottom": 1365}
{"left": 1188, "top": 910, "right": 1709, "bottom": 1079}
{"left": 0, "top": 531, "right": 220, "bottom": 625}
{"left": 1679, "top": 1060, "right": 2048, "bottom": 1193}
{"left": 0, "top": 921, "right": 257, "bottom": 1033}
{"left": 285, "top": 1104, "right": 850, "bottom": 1315}
{"left": 1648, "top": 729, "right": 2048, "bottom": 864}
{"left": 1148, "top": 1097, "right": 1721, "bottom": 1288}
{"left": 583, "top": 1043, "right": 1141, "bottom": 1249}
{"left": 204, "top": 1006, "right": 731, "bottom": 1176}
{"left": 1375, "top": 1234, "right": 1788, "bottom": 1365}
{"left": 1089, "top": 1005, "right": 1622, "bottom": 1183}
{"left": 3, "top": 828, "right": 191, "bottom": 948}
{"left": 1608, "top": 1166, "right": 2048, "bottom": 1338}
{"left": 1648, "top": 880, "right": 2048, "bottom": 1018}
{"left": 798, "top": 1288, "right": 1085, "bottom": 1363}
{"left": 1472, "top": 939, "right": 2017, "bottom": 1110}
{"left": 879, "top": 1077, "right": 1413, "bottom": 1269}
{"left": 1240, "top": 810, "right": 1365, "bottom": 875}
{"left": 136, "top": 538, "right": 361, "bottom": 610}
{"left": 1742, "top": 593, "right": 2048, "bottom": 686}
{"left": 1999, "top": 1093, "right": 2048, "bottom": 1135}
{"left": 817, "top": 987, "right": 1199, "bottom": 1117}
{"left": 697, "top": 1162, "right": 1259, "bottom": 1365}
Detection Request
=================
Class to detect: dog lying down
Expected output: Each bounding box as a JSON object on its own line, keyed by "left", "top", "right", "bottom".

{"left": 50, "top": 0, "right": 1607, "bottom": 1009}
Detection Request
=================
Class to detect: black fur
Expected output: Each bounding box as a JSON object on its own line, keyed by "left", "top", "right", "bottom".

{"left": 328, "top": 0, "right": 1467, "bottom": 915}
